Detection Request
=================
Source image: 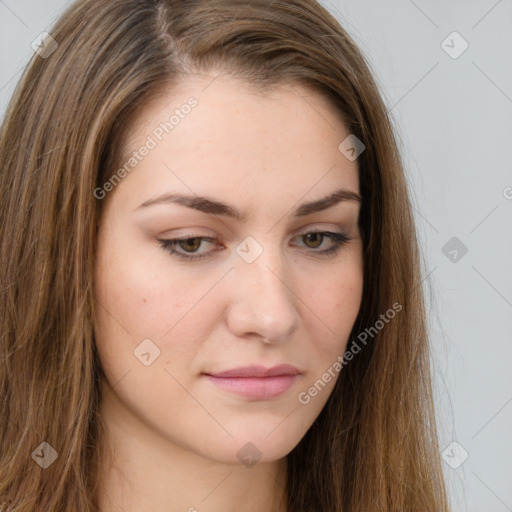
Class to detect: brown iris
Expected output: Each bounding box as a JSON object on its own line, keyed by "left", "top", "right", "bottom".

{"left": 179, "top": 238, "right": 202, "bottom": 252}
{"left": 303, "top": 232, "right": 323, "bottom": 249}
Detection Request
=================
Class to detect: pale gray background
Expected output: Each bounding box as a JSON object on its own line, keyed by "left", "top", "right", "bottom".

{"left": 1, "top": 1, "right": 511, "bottom": 510}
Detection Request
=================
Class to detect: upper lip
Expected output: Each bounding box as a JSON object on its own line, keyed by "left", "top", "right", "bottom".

{"left": 204, "top": 364, "right": 300, "bottom": 378}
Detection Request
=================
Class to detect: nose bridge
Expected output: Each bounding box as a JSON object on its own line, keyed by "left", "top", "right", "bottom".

{"left": 227, "top": 238, "right": 299, "bottom": 342}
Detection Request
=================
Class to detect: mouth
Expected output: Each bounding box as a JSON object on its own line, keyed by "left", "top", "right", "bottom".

{"left": 202, "top": 364, "right": 301, "bottom": 400}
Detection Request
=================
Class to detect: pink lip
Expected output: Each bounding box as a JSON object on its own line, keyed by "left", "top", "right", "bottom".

{"left": 203, "top": 365, "right": 301, "bottom": 399}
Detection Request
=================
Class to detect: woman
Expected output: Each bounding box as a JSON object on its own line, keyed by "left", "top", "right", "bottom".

{"left": 0, "top": 0, "right": 450, "bottom": 510}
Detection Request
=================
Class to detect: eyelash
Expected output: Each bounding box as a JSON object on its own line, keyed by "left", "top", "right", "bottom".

{"left": 157, "top": 230, "right": 352, "bottom": 261}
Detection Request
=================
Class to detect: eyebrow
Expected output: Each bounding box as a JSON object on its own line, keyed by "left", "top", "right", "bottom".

{"left": 135, "top": 187, "right": 362, "bottom": 221}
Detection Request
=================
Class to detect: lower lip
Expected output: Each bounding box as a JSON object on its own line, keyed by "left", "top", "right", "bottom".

{"left": 204, "top": 374, "right": 299, "bottom": 399}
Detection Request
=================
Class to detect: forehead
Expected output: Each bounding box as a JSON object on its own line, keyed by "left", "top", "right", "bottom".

{"left": 122, "top": 72, "right": 352, "bottom": 155}
{"left": 113, "top": 73, "right": 360, "bottom": 210}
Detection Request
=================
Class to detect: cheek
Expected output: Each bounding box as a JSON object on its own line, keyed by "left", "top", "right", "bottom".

{"left": 304, "top": 265, "right": 363, "bottom": 361}
{"left": 311, "top": 269, "right": 363, "bottom": 329}
{"left": 93, "top": 242, "right": 225, "bottom": 378}
{"left": 294, "top": 270, "right": 362, "bottom": 408}
{"left": 94, "top": 237, "right": 191, "bottom": 338}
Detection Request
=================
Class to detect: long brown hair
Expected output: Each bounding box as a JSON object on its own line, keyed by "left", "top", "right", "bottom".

{"left": 0, "top": 0, "right": 450, "bottom": 510}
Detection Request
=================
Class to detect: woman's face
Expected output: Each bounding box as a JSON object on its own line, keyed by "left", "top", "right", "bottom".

{"left": 94, "top": 73, "right": 364, "bottom": 465}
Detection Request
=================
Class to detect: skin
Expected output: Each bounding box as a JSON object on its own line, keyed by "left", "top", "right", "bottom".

{"left": 93, "top": 72, "right": 364, "bottom": 512}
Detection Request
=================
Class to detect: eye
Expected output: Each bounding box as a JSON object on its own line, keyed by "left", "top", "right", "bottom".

{"left": 294, "top": 231, "right": 352, "bottom": 258}
{"left": 157, "top": 230, "right": 352, "bottom": 261}
{"left": 158, "top": 236, "right": 217, "bottom": 260}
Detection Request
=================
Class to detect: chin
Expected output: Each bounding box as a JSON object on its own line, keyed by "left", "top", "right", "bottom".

{"left": 196, "top": 425, "right": 305, "bottom": 466}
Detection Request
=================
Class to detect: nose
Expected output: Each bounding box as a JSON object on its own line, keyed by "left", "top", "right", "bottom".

{"left": 225, "top": 245, "right": 300, "bottom": 344}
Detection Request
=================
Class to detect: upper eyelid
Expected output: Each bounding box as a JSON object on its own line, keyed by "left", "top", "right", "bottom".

{"left": 162, "top": 223, "right": 351, "bottom": 238}
{"left": 166, "top": 230, "right": 348, "bottom": 243}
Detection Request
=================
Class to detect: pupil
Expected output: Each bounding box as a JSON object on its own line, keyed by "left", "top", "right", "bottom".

{"left": 305, "top": 233, "right": 322, "bottom": 248}
{"left": 181, "top": 238, "right": 200, "bottom": 251}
